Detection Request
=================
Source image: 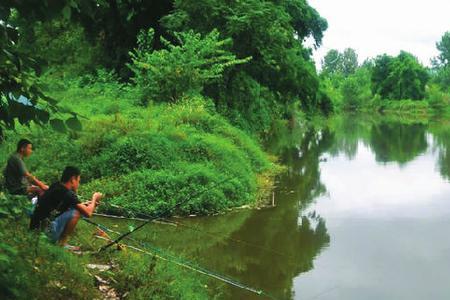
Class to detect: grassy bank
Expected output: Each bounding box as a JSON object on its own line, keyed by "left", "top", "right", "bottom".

{"left": 0, "top": 193, "right": 211, "bottom": 299}
{"left": 0, "top": 74, "right": 282, "bottom": 299}
{"left": 1, "top": 74, "right": 281, "bottom": 216}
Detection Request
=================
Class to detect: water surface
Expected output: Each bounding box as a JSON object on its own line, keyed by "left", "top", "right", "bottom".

{"left": 100, "top": 116, "right": 450, "bottom": 299}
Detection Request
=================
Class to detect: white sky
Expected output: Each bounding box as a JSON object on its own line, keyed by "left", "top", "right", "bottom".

{"left": 307, "top": 0, "right": 450, "bottom": 68}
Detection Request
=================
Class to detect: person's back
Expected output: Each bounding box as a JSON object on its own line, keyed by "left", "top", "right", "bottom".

{"left": 29, "top": 166, "right": 102, "bottom": 248}
{"left": 29, "top": 182, "right": 74, "bottom": 230}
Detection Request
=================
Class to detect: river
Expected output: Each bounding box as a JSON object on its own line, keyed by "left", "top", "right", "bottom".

{"left": 97, "top": 115, "right": 450, "bottom": 299}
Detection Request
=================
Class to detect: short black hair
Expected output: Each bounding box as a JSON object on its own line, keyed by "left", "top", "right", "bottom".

{"left": 61, "top": 166, "right": 81, "bottom": 183}
{"left": 17, "top": 139, "right": 32, "bottom": 152}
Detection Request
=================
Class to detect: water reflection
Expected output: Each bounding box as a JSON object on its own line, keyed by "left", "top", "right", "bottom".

{"left": 118, "top": 125, "right": 334, "bottom": 299}
{"left": 294, "top": 116, "right": 450, "bottom": 299}
{"left": 370, "top": 122, "right": 428, "bottom": 165}
{"left": 197, "top": 128, "right": 334, "bottom": 299}
{"left": 104, "top": 116, "right": 450, "bottom": 299}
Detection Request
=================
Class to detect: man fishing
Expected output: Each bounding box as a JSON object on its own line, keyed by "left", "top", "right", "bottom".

{"left": 3, "top": 138, "right": 49, "bottom": 196}
{"left": 30, "top": 166, "right": 103, "bottom": 250}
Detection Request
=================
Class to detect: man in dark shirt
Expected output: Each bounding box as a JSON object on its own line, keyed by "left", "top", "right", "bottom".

{"left": 30, "top": 166, "right": 103, "bottom": 248}
{"left": 3, "top": 139, "right": 48, "bottom": 196}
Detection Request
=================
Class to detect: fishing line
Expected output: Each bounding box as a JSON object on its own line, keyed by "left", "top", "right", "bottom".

{"left": 98, "top": 176, "right": 236, "bottom": 252}
{"left": 103, "top": 204, "right": 296, "bottom": 261}
{"left": 85, "top": 218, "right": 278, "bottom": 299}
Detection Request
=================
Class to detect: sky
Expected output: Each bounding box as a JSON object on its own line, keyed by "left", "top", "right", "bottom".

{"left": 307, "top": 0, "right": 450, "bottom": 69}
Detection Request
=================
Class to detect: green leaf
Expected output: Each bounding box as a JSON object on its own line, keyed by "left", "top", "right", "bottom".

{"left": 50, "top": 119, "right": 66, "bottom": 133}
{"left": 65, "top": 117, "right": 82, "bottom": 131}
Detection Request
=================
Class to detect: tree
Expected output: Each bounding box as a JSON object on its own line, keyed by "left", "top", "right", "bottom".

{"left": 321, "top": 49, "right": 341, "bottom": 75}
{"left": 341, "top": 48, "right": 358, "bottom": 76}
{"left": 432, "top": 31, "right": 450, "bottom": 90}
{"left": 340, "top": 68, "right": 372, "bottom": 110}
{"left": 128, "top": 28, "right": 250, "bottom": 103}
{"left": 321, "top": 48, "right": 358, "bottom": 77}
{"left": 371, "top": 52, "right": 429, "bottom": 100}
{"left": 436, "top": 31, "right": 450, "bottom": 67}
{"left": 161, "top": 0, "right": 330, "bottom": 124}
{"left": 0, "top": 2, "right": 84, "bottom": 139}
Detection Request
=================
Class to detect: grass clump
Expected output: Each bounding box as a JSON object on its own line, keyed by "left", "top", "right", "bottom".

{"left": 76, "top": 97, "right": 281, "bottom": 216}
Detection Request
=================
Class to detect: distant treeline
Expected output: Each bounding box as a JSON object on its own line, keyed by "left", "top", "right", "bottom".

{"left": 319, "top": 32, "right": 450, "bottom": 114}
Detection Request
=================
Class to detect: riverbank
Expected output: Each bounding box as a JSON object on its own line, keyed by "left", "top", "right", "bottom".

{"left": 1, "top": 74, "right": 282, "bottom": 217}
{"left": 0, "top": 193, "right": 212, "bottom": 299}
{"left": 0, "top": 74, "right": 283, "bottom": 299}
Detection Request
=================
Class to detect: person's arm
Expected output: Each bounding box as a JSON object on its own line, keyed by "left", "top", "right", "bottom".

{"left": 24, "top": 172, "right": 49, "bottom": 190}
{"left": 75, "top": 192, "right": 102, "bottom": 218}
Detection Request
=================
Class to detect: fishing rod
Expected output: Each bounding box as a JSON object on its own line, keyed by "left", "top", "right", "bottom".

{"left": 84, "top": 218, "right": 278, "bottom": 299}
{"left": 95, "top": 234, "right": 276, "bottom": 298}
{"left": 106, "top": 203, "right": 295, "bottom": 260}
{"left": 98, "top": 176, "right": 236, "bottom": 252}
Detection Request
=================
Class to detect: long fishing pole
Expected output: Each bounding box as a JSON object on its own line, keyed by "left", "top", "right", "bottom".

{"left": 98, "top": 176, "right": 236, "bottom": 252}
{"left": 107, "top": 203, "right": 294, "bottom": 260}
{"left": 84, "top": 218, "right": 277, "bottom": 299}
{"left": 97, "top": 230, "right": 276, "bottom": 299}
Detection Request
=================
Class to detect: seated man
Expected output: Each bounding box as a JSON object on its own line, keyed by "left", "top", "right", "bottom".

{"left": 30, "top": 166, "right": 103, "bottom": 248}
{"left": 3, "top": 139, "right": 48, "bottom": 196}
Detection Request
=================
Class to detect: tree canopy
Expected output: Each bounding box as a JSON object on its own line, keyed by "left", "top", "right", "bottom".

{"left": 432, "top": 31, "right": 450, "bottom": 90}
{"left": 321, "top": 48, "right": 358, "bottom": 77}
{"left": 1, "top": 0, "right": 331, "bottom": 136}
{"left": 371, "top": 52, "right": 429, "bottom": 100}
{"left": 0, "top": 2, "right": 87, "bottom": 139}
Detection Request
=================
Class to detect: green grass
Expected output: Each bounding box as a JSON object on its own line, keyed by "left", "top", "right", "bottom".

{"left": 0, "top": 193, "right": 211, "bottom": 300}
{"left": 0, "top": 74, "right": 282, "bottom": 299}
{"left": 1, "top": 75, "right": 281, "bottom": 217}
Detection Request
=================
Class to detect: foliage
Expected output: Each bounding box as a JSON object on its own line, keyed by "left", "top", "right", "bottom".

{"left": 381, "top": 99, "right": 430, "bottom": 116}
{"left": 321, "top": 49, "right": 341, "bottom": 76}
{"left": 14, "top": 17, "right": 104, "bottom": 77}
{"left": 371, "top": 52, "right": 429, "bottom": 100}
{"left": 0, "top": 2, "right": 86, "bottom": 139}
{"left": 320, "top": 76, "right": 343, "bottom": 110}
{"left": 128, "top": 28, "right": 250, "bottom": 104}
{"left": 432, "top": 31, "right": 450, "bottom": 91}
{"left": 112, "top": 252, "right": 209, "bottom": 300}
{"left": 0, "top": 192, "right": 99, "bottom": 300}
{"left": 162, "top": 0, "right": 330, "bottom": 131}
{"left": 435, "top": 31, "right": 450, "bottom": 67}
{"left": 75, "top": 97, "right": 280, "bottom": 216}
{"left": 426, "top": 84, "right": 450, "bottom": 113}
{"left": 340, "top": 68, "right": 372, "bottom": 110}
{"left": 321, "top": 48, "right": 358, "bottom": 77}
{"left": 1, "top": 77, "right": 280, "bottom": 217}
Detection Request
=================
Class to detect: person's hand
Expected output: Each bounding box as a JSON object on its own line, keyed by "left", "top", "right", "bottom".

{"left": 42, "top": 184, "right": 49, "bottom": 190}
{"left": 93, "top": 192, "right": 103, "bottom": 204}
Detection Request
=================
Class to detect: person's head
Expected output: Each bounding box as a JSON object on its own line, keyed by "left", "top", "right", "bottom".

{"left": 17, "top": 139, "right": 32, "bottom": 157}
{"left": 61, "top": 166, "right": 81, "bottom": 191}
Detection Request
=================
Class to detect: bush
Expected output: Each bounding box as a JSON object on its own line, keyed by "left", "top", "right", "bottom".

{"left": 382, "top": 99, "right": 430, "bottom": 115}
{"left": 128, "top": 28, "right": 250, "bottom": 104}
{"left": 427, "top": 84, "right": 450, "bottom": 112}
{"left": 341, "top": 69, "right": 372, "bottom": 111}
{"left": 78, "top": 97, "right": 277, "bottom": 215}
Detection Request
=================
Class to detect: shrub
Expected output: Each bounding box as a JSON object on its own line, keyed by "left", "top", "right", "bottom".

{"left": 427, "top": 84, "right": 450, "bottom": 112}
{"left": 128, "top": 28, "right": 250, "bottom": 104}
